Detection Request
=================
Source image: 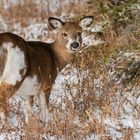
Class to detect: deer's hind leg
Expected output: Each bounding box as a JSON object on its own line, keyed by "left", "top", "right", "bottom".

{"left": 0, "top": 83, "right": 15, "bottom": 127}
{"left": 22, "top": 95, "right": 33, "bottom": 125}
{"left": 0, "top": 40, "right": 28, "bottom": 126}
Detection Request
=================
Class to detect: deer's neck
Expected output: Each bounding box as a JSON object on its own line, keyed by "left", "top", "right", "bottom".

{"left": 51, "top": 41, "right": 73, "bottom": 71}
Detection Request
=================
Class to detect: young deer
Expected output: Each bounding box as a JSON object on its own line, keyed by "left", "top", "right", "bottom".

{"left": 0, "top": 16, "right": 94, "bottom": 124}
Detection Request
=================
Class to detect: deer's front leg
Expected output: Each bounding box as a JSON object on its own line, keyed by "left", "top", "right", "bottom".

{"left": 39, "top": 91, "right": 50, "bottom": 124}
{"left": 22, "top": 95, "right": 32, "bottom": 125}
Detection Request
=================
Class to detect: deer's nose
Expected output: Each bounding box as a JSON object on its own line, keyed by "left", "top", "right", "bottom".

{"left": 71, "top": 42, "right": 79, "bottom": 49}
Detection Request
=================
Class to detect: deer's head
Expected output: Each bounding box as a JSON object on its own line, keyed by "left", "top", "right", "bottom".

{"left": 48, "top": 16, "right": 94, "bottom": 53}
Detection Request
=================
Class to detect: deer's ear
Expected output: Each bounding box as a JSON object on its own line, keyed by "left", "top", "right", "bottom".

{"left": 48, "top": 17, "right": 64, "bottom": 30}
{"left": 79, "top": 16, "right": 94, "bottom": 28}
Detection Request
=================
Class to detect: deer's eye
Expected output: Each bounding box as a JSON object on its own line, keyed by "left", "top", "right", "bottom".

{"left": 62, "top": 32, "right": 68, "bottom": 37}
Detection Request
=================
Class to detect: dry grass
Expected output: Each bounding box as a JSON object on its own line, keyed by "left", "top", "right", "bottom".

{"left": 0, "top": 0, "right": 140, "bottom": 139}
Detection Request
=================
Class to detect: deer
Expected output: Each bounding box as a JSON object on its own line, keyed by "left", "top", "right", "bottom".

{"left": 0, "top": 16, "right": 95, "bottom": 125}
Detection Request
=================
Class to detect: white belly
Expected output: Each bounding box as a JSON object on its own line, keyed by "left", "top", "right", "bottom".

{"left": 15, "top": 76, "right": 39, "bottom": 96}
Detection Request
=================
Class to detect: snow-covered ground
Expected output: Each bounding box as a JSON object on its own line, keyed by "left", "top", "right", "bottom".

{"left": 0, "top": 1, "right": 140, "bottom": 140}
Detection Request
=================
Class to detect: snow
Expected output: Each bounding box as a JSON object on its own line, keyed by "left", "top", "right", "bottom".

{"left": 13, "top": 22, "right": 48, "bottom": 41}
{"left": 0, "top": 21, "right": 139, "bottom": 139}
{"left": 0, "top": 17, "right": 7, "bottom": 32}
{"left": 0, "top": 134, "right": 5, "bottom": 140}
{"left": 0, "top": 1, "right": 140, "bottom": 140}
{"left": 50, "top": 64, "right": 88, "bottom": 106}
{"left": 86, "top": 134, "right": 98, "bottom": 140}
